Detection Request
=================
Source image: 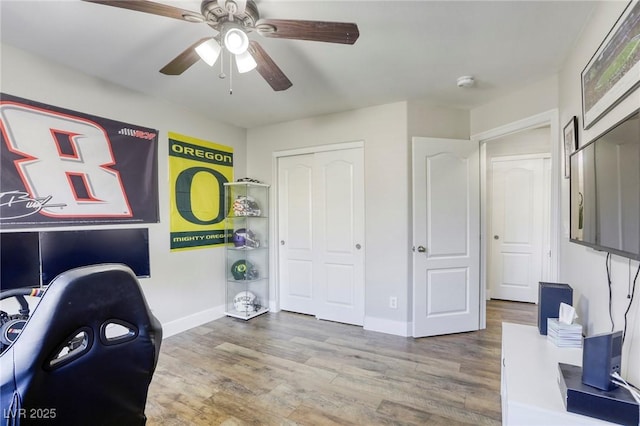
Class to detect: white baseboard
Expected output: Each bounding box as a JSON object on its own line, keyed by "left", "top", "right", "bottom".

{"left": 161, "top": 308, "right": 414, "bottom": 339}
{"left": 160, "top": 305, "right": 226, "bottom": 339}
{"left": 364, "top": 316, "right": 411, "bottom": 337}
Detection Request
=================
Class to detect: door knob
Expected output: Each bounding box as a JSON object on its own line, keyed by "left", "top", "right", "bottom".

{"left": 280, "top": 240, "right": 285, "bottom": 245}
{"left": 355, "top": 244, "right": 361, "bottom": 250}
{"left": 494, "top": 235, "right": 499, "bottom": 240}
{"left": 417, "top": 246, "right": 426, "bottom": 253}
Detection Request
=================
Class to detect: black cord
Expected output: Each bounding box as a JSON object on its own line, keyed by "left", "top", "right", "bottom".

{"left": 622, "top": 261, "right": 639, "bottom": 344}
{"left": 629, "top": 258, "right": 632, "bottom": 298}
{"left": 606, "top": 253, "right": 614, "bottom": 331}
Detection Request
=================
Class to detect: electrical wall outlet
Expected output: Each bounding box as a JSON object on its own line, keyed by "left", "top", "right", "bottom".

{"left": 389, "top": 296, "right": 398, "bottom": 309}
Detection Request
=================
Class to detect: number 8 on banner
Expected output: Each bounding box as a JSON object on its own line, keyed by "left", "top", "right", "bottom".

{"left": 1, "top": 103, "right": 131, "bottom": 218}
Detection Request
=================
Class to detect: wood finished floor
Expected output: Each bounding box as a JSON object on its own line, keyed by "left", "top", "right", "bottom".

{"left": 145, "top": 300, "right": 537, "bottom": 425}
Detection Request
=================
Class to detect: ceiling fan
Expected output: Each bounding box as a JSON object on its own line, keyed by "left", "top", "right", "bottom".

{"left": 83, "top": 0, "right": 360, "bottom": 91}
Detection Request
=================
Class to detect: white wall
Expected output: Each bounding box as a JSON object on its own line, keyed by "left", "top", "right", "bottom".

{"left": 246, "top": 101, "right": 472, "bottom": 335}
{"left": 485, "top": 127, "right": 550, "bottom": 158}
{"left": 407, "top": 99, "right": 470, "bottom": 140}
{"left": 1, "top": 44, "right": 247, "bottom": 337}
{"left": 471, "top": 75, "right": 559, "bottom": 136}
{"left": 558, "top": 1, "right": 640, "bottom": 384}
{"left": 246, "top": 103, "right": 411, "bottom": 334}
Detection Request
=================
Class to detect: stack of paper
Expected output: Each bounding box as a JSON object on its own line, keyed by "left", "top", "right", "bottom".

{"left": 547, "top": 318, "right": 583, "bottom": 348}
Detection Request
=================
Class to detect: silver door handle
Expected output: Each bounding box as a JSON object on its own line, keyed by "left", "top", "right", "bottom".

{"left": 417, "top": 246, "right": 426, "bottom": 253}
{"left": 355, "top": 244, "right": 361, "bottom": 250}
{"left": 280, "top": 240, "right": 285, "bottom": 245}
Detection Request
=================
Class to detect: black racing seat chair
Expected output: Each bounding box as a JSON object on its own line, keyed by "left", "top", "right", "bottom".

{"left": 0, "top": 264, "right": 162, "bottom": 425}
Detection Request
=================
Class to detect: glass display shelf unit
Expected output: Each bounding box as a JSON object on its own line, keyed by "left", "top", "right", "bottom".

{"left": 223, "top": 182, "right": 269, "bottom": 320}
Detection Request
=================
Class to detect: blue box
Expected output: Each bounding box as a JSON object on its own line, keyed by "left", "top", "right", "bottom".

{"left": 538, "top": 282, "right": 573, "bottom": 335}
{"left": 558, "top": 363, "right": 639, "bottom": 426}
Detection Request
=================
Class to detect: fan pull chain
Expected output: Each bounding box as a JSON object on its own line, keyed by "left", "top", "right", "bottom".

{"left": 219, "top": 47, "right": 226, "bottom": 80}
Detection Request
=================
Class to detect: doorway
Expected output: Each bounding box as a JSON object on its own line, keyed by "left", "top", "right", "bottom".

{"left": 476, "top": 116, "right": 560, "bottom": 319}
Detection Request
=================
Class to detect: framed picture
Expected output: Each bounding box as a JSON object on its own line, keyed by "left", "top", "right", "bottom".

{"left": 581, "top": 0, "right": 640, "bottom": 129}
{"left": 564, "top": 116, "right": 578, "bottom": 179}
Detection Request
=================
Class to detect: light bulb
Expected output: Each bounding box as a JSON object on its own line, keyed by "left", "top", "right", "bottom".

{"left": 195, "top": 38, "right": 221, "bottom": 67}
{"left": 235, "top": 51, "right": 257, "bottom": 73}
{"left": 224, "top": 28, "right": 249, "bottom": 55}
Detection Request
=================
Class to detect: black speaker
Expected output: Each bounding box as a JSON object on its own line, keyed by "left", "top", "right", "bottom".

{"left": 582, "top": 331, "right": 622, "bottom": 391}
{"left": 538, "top": 282, "right": 573, "bottom": 335}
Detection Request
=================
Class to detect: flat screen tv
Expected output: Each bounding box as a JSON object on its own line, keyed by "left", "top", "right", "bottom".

{"left": 0, "top": 232, "right": 41, "bottom": 290}
{"left": 40, "top": 228, "right": 150, "bottom": 285}
{"left": 570, "top": 111, "right": 640, "bottom": 260}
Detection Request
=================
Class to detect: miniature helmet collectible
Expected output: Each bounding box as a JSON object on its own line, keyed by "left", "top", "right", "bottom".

{"left": 231, "top": 259, "right": 259, "bottom": 280}
{"left": 232, "top": 196, "right": 261, "bottom": 217}
{"left": 232, "top": 228, "right": 260, "bottom": 248}
{"left": 233, "top": 291, "right": 257, "bottom": 313}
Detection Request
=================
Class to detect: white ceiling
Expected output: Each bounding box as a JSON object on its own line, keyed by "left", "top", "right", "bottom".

{"left": 0, "top": 0, "right": 596, "bottom": 129}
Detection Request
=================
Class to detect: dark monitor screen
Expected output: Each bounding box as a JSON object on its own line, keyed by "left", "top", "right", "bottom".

{"left": 0, "top": 232, "right": 41, "bottom": 290}
{"left": 39, "top": 228, "right": 150, "bottom": 285}
{"left": 570, "top": 111, "right": 640, "bottom": 259}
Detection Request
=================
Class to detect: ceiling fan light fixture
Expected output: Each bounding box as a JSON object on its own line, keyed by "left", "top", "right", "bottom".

{"left": 224, "top": 27, "right": 249, "bottom": 55}
{"left": 195, "top": 38, "right": 221, "bottom": 67}
{"left": 235, "top": 50, "right": 257, "bottom": 73}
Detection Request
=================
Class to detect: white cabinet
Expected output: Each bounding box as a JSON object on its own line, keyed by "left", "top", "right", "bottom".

{"left": 501, "top": 322, "right": 612, "bottom": 425}
{"left": 224, "top": 182, "right": 269, "bottom": 320}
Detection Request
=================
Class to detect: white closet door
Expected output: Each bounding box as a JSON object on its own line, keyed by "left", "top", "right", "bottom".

{"left": 277, "top": 147, "right": 365, "bottom": 325}
{"left": 278, "top": 154, "right": 315, "bottom": 315}
{"left": 314, "top": 148, "right": 365, "bottom": 325}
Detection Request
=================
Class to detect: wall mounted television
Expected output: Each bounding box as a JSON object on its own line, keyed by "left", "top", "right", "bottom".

{"left": 0, "top": 232, "right": 41, "bottom": 290}
{"left": 570, "top": 111, "right": 640, "bottom": 260}
{"left": 39, "top": 228, "right": 150, "bottom": 285}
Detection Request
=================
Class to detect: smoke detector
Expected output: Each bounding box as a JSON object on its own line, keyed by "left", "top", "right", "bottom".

{"left": 456, "top": 76, "right": 475, "bottom": 88}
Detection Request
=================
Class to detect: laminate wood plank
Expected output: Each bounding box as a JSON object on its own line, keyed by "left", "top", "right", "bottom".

{"left": 376, "top": 399, "right": 461, "bottom": 426}
{"left": 196, "top": 391, "right": 298, "bottom": 425}
{"left": 215, "top": 342, "right": 338, "bottom": 382}
{"left": 322, "top": 336, "right": 462, "bottom": 373}
{"left": 145, "top": 300, "right": 537, "bottom": 425}
{"left": 287, "top": 404, "right": 358, "bottom": 426}
{"left": 329, "top": 370, "right": 468, "bottom": 410}
{"left": 291, "top": 336, "right": 420, "bottom": 375}
{"left": 463, "top": 392, "right": 502, "bottom": 422}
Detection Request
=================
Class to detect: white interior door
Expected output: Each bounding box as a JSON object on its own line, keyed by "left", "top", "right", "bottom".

{"left": 277, "top": 147, "right": 365, "bottom": 326}
{"left": 314, "top": 149, "right": 365, "bottom": 325}
{"left": 412, "top": 137, "right": 480, "bottom": 337}
{"left": 278, "top": 154, "right": 315, "bottom": 315}
{"left": 489, "top": 156, "right": 548, "bottom": 303}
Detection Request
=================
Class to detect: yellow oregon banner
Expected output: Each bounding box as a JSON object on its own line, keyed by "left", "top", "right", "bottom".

{"left": 169, "top": 132, "right": 233, "bottom": 251}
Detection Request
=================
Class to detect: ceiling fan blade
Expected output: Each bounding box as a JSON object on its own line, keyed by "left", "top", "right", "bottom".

{"left": 256, "top": 19, "right": 359, "bottom": 45}
{"left": 82, "top": 0, "right": 205, "bottom": 22}
{"left": 248, "top": 41, "right": 292, "bottom": 91}
{"left": 160, "top": 38, "right": 211, "bottom": 75}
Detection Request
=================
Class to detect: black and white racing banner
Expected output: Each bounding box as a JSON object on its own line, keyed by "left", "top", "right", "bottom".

{"left": 0, "top": 93, "right": 159, "bottom": 228}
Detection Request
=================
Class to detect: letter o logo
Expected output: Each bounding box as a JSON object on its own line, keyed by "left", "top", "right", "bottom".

{"left": 175, "top": 167, "right": 228, "bottom": 225}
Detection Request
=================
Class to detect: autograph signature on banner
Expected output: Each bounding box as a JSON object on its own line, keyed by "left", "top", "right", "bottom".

{"left": 0, "top": 191, "right": 65, "bottom": 220}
